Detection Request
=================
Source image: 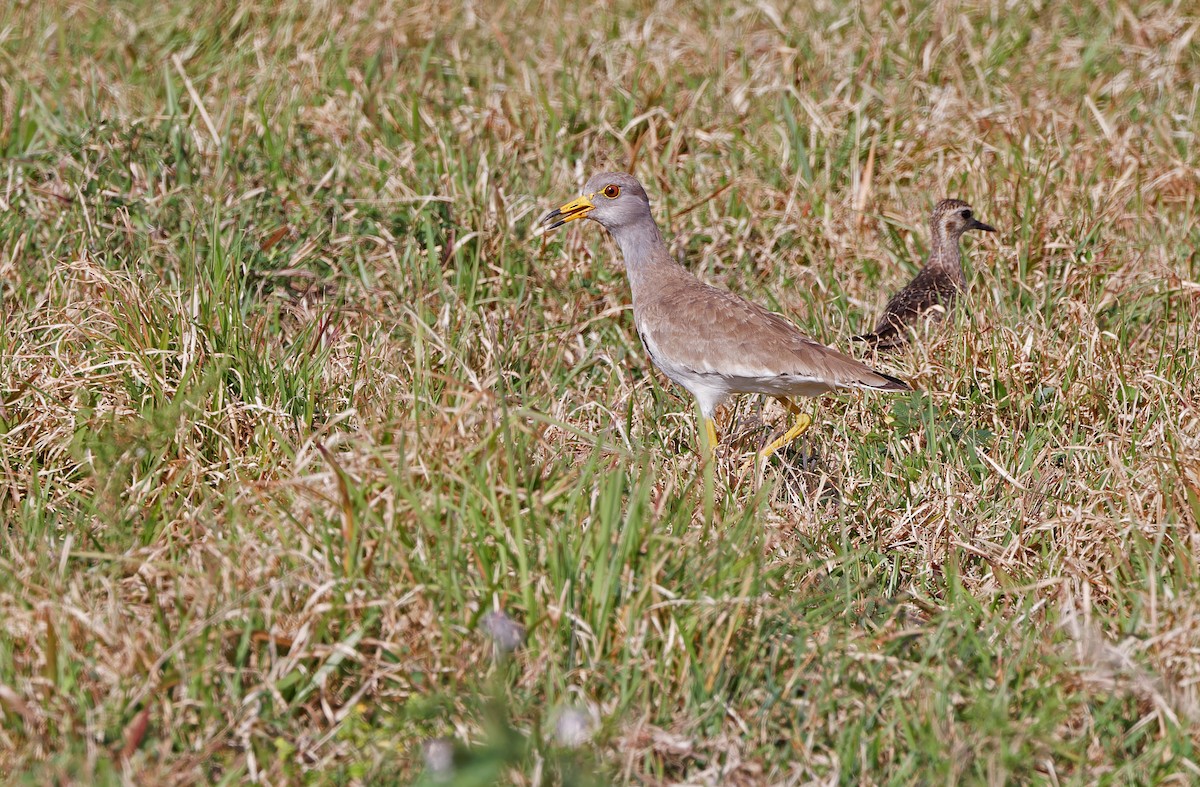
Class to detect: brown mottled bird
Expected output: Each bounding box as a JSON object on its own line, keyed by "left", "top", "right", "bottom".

{"left": 855, "top": 199, "right": 996, "bottom": 350}
{"left": 539, "top": 172, "right": 910, "bottom": 460}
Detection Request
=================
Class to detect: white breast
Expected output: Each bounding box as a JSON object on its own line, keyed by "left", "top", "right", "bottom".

{"left": 634, "top": 322, "right": 726, "bottom": 417}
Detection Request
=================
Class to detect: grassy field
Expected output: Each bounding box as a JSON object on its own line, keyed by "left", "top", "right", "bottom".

{"left": 2, "top": 0, "right": 1199, "bottom": 783}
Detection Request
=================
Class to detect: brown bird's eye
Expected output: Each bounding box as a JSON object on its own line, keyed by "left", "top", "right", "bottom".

{"left": 603, "top": 184, "right": 621, "bottom": 199}
{"left": 962, "top": 209, "right": 972, "bottom": 219}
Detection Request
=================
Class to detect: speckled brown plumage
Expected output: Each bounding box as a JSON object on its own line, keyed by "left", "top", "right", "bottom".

{"left": 856, "top": 199, "right": 995, "bottom": 350}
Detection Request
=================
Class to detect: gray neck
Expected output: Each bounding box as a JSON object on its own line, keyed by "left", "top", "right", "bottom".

{"left": 612, "top": 220, "right": 675, "bottom": 294}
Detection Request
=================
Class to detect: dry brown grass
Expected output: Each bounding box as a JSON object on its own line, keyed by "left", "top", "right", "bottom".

{"left": 1, "top": 0, "right": 1199, "bottom": 783}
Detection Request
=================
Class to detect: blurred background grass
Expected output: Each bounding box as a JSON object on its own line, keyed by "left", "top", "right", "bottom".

{"left": 1, "top": 0, "right": 1199, "bottom": 783}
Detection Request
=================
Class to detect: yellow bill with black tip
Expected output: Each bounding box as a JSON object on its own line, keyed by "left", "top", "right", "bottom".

{"left": 541, "top": 193, "right": 595, "bottom": 232}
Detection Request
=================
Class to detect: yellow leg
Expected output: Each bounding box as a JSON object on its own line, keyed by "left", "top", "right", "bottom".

{"left": 775, "top": 396, "right": 807, "bottom": 418}
{"left": 759, "top": 399, "right": 812, "bottom": 460}
{"left": 703, "top": 417, "right": 719, "bottom": 459}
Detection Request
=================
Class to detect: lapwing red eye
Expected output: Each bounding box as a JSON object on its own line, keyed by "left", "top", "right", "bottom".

{"left": 603, "top": 184, "right": 620, "bottom": 199}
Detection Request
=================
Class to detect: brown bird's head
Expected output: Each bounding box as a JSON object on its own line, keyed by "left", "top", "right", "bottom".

{"left": 932, "top": 199, "right": 995, "bottom": 242}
